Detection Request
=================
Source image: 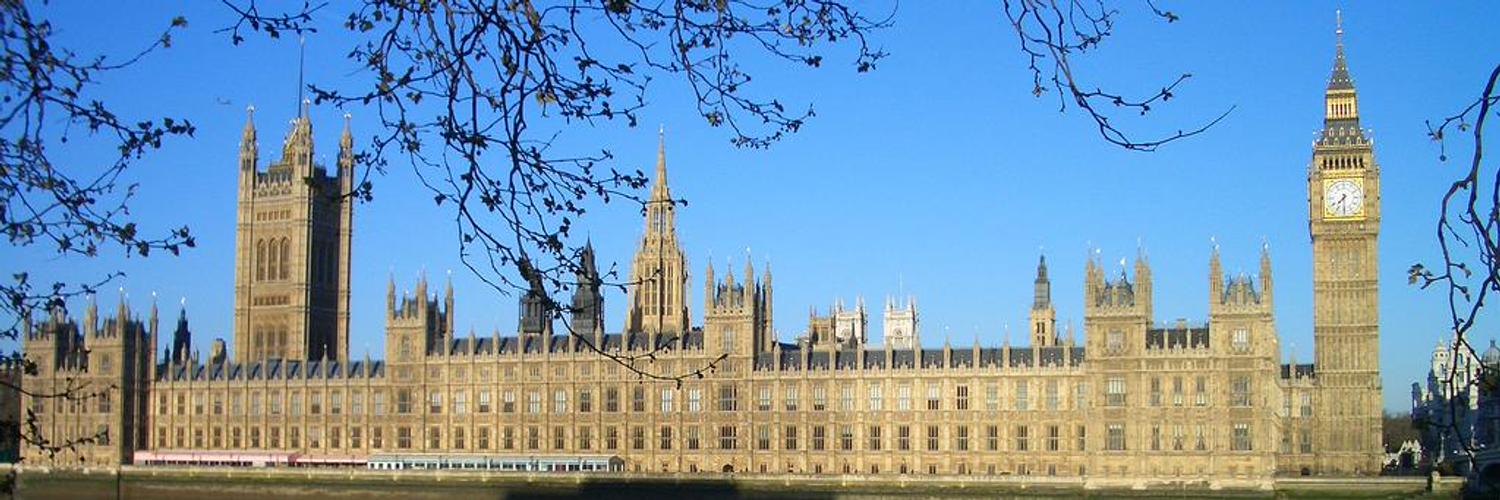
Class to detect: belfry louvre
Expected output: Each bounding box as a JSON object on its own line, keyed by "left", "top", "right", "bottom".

{"left": 20, "top": 33, "right": 1383, "bottom": 479}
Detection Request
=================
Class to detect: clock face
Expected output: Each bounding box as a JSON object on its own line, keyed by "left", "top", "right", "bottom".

{"left": 1324, "top": 179, "right": 1364, "bottom": 218}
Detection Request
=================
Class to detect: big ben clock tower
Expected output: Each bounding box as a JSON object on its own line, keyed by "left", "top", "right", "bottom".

{"left": 1308, "top": 15, "right": 1383, "bottom": 475}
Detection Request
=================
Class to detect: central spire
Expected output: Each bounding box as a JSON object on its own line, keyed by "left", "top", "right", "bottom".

{"left": 1328, "top": 10, "right": 1354, "bottom": 91}
{"left": 625, "top": 127, "right": 689, "bottom": 336}
{"left": 651, "top": 125, "right": 671, "bottom": 202}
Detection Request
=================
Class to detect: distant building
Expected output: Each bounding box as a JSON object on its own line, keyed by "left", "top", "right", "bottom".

{"left": 1467, "top": 342, "right": 1500, "bottom": 492}
{"left": 1411, "top": 337, "right": 1490, "bottom": 473}
{"left": 883, "top": 296, "right": 918, "bottom": 351}
{"left": 20, "top": 22, "right": 1385, "bottom": 478}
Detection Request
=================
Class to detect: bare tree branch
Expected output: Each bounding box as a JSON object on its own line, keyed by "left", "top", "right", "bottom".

{"left": 1000, "top": 0, "right": 1231, "bottom": 151}
{"left": 221, "top": 0, "right": 891, "bottom": 382}
{"left": 0, "top": 1, "right": 196, "bottom": 470}
{"left": 1408, "top": 62, "right": 1500, "bottom": 468}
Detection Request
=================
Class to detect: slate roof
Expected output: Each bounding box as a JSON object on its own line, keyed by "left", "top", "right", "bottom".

{"left": 156, "top": 358, "right": 388, "bottom": 383}
{"left": 747, "top": 345, "right": 1085, "bottom": 372}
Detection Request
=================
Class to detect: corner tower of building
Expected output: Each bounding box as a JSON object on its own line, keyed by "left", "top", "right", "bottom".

{"left": 624, "top": 128, "right": 690, "bottom": 337}
{"left": 1031, "top": 255, "right": 1057, "bottom": 347}
{"left": 232, "top": 103, "right": 355, "bottom": 362}
{"left": 1307, "top": 13, "right": 1383, "bottom": 475}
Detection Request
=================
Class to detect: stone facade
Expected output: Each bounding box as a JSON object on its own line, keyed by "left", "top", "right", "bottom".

{"left": 232, "top": 103, "right": 354, "bottom": 364}
{"left": 19, "top": 29, "right": 1386, "bottom": 479}
{"left": 20, "top": 300, "right": 153, "bottom": 467}
{"left": 1305, "top": 25, "right": 1385, "bottom": 475}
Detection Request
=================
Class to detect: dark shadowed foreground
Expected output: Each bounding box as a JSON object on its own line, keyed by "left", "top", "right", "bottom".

{"left": 9, "top": 467, "right": 1465, "bottom": 500}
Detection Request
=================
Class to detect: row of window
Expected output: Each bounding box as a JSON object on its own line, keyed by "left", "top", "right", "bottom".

{"left": 156, "top": 421, "right": 1268, "bottom": 456}
{"left": 1103, "top": 328, "right": 1256, "bottom": 353}
{"left": 134, "top": 373, "right": 1277, "bottom": 421}
{"left": 29, "top": 391, "right": 111, "bottom": 415}
{"left": 1104, "top": 375, "right": 1258, "bottom": 408}
{"left": 252, "top": 237, "right": 338, "bottom": 284}
{"left": 253, "top": 238, "right": 292, "bottom": 282}
{"left": 156, "top": 380, "right": 1100, "bottom": 419}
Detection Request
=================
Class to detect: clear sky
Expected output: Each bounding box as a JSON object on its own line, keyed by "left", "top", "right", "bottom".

{"left": 5, "top": 2, "right": 1496, "bottom": 413}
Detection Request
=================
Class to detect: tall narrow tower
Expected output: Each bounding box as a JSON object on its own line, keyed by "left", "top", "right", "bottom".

{"left": 232, "top": 104, "right": 355, "bottom": 362}
{"left": 1308, "top": 14, "right": 1383, "bottom": 474}
{"left": 624, "top": 128, "right": 690, "bottom": 336}
{"left": 883, "top": 296, "right": 918, "bottom": 350}
{"left": 570, "top": 241, "right": 605, "bottom": 346}
{"left": 1030, "top": 255, "right": 1057, "bottom": 347}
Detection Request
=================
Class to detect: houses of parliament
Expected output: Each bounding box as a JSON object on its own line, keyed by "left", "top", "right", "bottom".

{"left": 16, "top": 29, "right": 1385, "bottom": 481}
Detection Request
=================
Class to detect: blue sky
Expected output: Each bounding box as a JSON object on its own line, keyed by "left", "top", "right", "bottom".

{"left": 5, "top": 2, "right": 1496, "bottom": 412}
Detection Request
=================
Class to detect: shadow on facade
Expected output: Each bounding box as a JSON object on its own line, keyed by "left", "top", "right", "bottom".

{"left": 508, "top": 478, "right": 828, "bottom": 500}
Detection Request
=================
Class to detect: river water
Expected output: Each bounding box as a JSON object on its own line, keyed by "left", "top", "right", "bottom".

{"left": 11, "top": 471, "right": 1458, "bottom": 499}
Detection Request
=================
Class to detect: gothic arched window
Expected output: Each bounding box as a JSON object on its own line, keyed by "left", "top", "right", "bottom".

{"left": 267, "top": 239, "right": 280, "bottom": 280}
{"left": 279, "top": 238, "right": 291, "bottom": 280}
{"left": 256, "top": 240, "right": 267, "bottom": 281}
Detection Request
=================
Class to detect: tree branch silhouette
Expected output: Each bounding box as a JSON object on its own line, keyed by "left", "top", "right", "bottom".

{"left": 0, "top": 1, "right": 195, "bottom": 470}
{"left": 1408, "top": 62, "right": 1500, "bottom": 470}
{"left": 222, "top": 0, "right": 890, "bottom": 382}
{"left": 1000, "top": 0, "right": 1232, "bottom": 151}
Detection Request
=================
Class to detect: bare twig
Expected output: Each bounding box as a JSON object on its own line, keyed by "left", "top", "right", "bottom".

{"left": 1000, "top": 0, "right": 1231, "bottom": 151}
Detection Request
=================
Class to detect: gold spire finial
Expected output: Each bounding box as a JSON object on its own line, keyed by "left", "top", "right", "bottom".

{"left": 1335, "top": 9, "right": 1344, "bottom": 41}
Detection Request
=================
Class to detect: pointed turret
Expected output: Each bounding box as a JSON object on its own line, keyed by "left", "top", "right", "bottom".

{"left": 761, "top": 259, "right": 774, "bottom": 351}
{"left": 1033, "top": 255, "right": 1051, "bottom": 310}
{"left": 149, "top": 293, "right": 160, "bottom": 364}
{"left": 340, "top": 112, "right": 354, "bottom": 150}
{"left": 705, "top": 260, "right": 716, "bottom": 304}
{"left": 386, "top": 273, "right": 397, "bottom": 317}
{"left": 570, "top": 239, "right": 604, "bottom": 344}
{"left": 279, "top": 99, "right": 315, "bottom": 176}
{"left": 1209, "top": 241, "right": 1224, "bottom": 304}
{"left": 651, "top": 125, "right": 671, "bottom": 202}
{"left": 444, "top": 272, "right": 456, "bottom": 336}
{"left": 1260, "top": 241, "right": 1275, "bottom": 307}
{"left": 1135, "top": 251, "right": 1153, "bottom": 317}
{"left": 240, "top": 105, "right": 258, "bottom": 172}
{"left": 85, "top": 294, "right": 99, "bottom": 333}
{"left": 415, "top": 270, "right": 429, "bottom": 309}
{"left": 724, "top": 257, "right": 737, "bottom": 289}
{"left": 150, "top": 292, "right": 160, "bottom": 330}
{"left": 1318, "top": 10, "right": 1366, "bottom": 147}
{"left": 581, "top": 239, "right": 597, "bottom": 273}
{"left": 171, "top": 303, "right": 192, "bottom": 365}
{"left": 517, "top": 256, "right": 552, "bottom": 339}
{"left": 1030, "top": 254, "right": 1057, "bottom": 347}
{"left": 1328, "top": 11, "right": 1353, "bottom": 92}
{"left": 339, "top": 112, "right": 355, "bottom": 184}
{"left": 744, "top": 253, "right": 755, "bottom": 287}
{"left": 1084, "top": 250, "right": 1100, "bottom": 306}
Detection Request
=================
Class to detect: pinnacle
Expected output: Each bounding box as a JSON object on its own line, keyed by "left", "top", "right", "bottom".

{"left": 651, "top": 126, "right": 671, "bottom": 202}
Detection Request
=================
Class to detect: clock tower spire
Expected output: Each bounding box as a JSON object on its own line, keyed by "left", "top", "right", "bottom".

{"left": 1307, "top": 11, "right": 1383, "bottom": 475}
